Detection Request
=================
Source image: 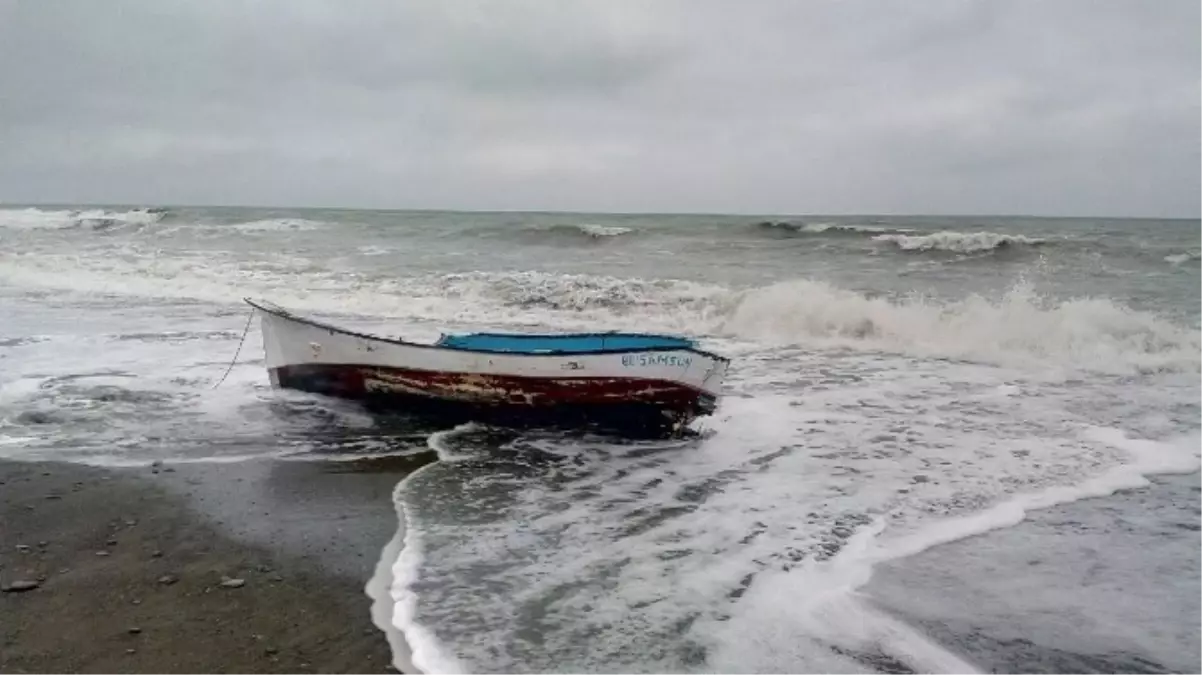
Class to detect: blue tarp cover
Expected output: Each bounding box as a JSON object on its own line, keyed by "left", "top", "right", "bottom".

{"left": 436, "top": 332, "right": 695, "bottom": 354}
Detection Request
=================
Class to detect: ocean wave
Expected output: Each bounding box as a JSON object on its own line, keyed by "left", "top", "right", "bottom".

{"left": 1164, "top": 250, "right": 1200, "bottom": 265}
{"left": 534, "top": 223, "right": 635, "bottom": 239}
{"left": 873, "top": 230, "right": 1046, "bottom": 254}
{"left": 226, "top": 218, "right": 326, "bottom": 232}
{"left": 0, "top": 207, "right": 167, "bottom": 231}
{"left": 2, "top": 246, "right": 1194, "bottom": 375}
{"left": 755, "top": 221, "right": 911, "bottom": 236}
{"left": 719, "top": 278, "right": 1199, "bottom": 374}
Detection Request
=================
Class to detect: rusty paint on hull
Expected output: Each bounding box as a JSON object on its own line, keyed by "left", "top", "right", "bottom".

{"left": 272, "top": 363, "right": 716, "bottom": 436}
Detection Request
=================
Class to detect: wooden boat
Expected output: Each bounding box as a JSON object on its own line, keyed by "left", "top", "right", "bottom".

{"left": 244, "top": 298, "right": 730, "bottom": 436}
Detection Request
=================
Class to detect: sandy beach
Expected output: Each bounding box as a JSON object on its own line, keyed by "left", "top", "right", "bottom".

{"left": 0, "top": 456, "right": 426, "bottom": 674}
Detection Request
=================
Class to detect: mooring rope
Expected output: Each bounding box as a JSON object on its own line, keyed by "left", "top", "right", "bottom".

{"left": 213, "top": 306, "right": 256, "bottom": 389}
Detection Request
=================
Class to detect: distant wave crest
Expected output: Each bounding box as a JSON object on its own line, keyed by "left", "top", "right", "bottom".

{"left": 541, "top": 223, "right": 634, "bottom": 239}
{"left": 873, "top": 230, "right": 1046, "bottom": 254}
{"left": 227, "top": 218, "right": 326, "bottom": 232}
{"left": 1164, "top": 250, "right": 1200, "bottom": 265}
{"left": 0, "top": 207, "right": 168, "bottom": 231}
{"left": 755, "top": 221, "right": 912, "bottom": 236}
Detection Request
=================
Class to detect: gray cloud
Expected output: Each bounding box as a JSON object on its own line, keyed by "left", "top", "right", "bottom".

{"left": 0, "top": 0, "right": 1197, "bottom": 217}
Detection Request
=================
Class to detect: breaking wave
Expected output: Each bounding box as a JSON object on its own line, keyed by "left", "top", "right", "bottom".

{"left": 571, "top": 223, "right": 633, "bottom": 238}
{"left": 873, "top": 231, "right": 1046, "bottom": 254}
{"left": 754, "top": 221, "right": 911, "bottom": 236}
{"left": 0, "top": 207, "right": 167, "bottom": 231}
{"left": 718, "top": 279, "right": 1199, "bottom": 374}
{"left": 2, "top": 244, "right": 1194, "bottom": 375}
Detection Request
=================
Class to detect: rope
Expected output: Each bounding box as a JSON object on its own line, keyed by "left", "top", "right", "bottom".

{"left": 213, "top": 306, "right": 256, "bottom": 389}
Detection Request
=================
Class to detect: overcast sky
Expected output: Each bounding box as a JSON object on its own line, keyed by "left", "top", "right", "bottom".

{"left": 0, "top": 0, "right": 1197, "bottom": 217}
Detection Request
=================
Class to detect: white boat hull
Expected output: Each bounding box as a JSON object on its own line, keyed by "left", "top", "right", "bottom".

{"left": 247, "top": 299, "right": 730, "bottom": 435}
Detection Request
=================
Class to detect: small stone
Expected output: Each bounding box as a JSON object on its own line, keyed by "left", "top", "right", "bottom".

{"left": 15, "top": 544, "right": 31, "bottom": 552}
{"left": 912, "top": 474, "right": 930, "bottom": 483}
{"left": 256, "top": 564, "right": 272, "bottom": 573}
{"left": 125, "top": 520, "right": 137, "bottom": 527}
{"left": 268, "top": 574, "right": 283, "bottom": 583}
{"left": 128, "top": 627, "right": 142, "bottom": 635}
{"left": 37, "top": 541, "right": 48, "bottom": 548}
{"left": 45, "top": 494, "right": 61, "bottom": 500}
{"left": 163, "top": 467, "right": 175, "bottom": 472}
{"left": 41, "top": 471, "right": 51, "bottom": 477}
{"left": 2, "top": 580, "right": 40, "bottom": 592}
{"left": 23, "top": 505, "right": 34, "bottom": 511}
{"left": 150, "top": 550, "right": 163, "bottom": 558}
{"left": 157, "top": 574, "right": 179, "bottom": 585}
{"left": 219, "top": 577, "right": 245, "bottom": 589}
{"left": 126, "top": 648, "right": 137, "bottom": 655}
{"left": 95, "top": 550, "right": 110, "bottom": 557}
{"left": 106, "top": 538, "right": 119, "bottom": 546}
{"left": 264, "top": 647, "right": 278, "bottom": 656}
{"left": 35, "top": 574, "right": 47, "bottom": 583}
{"left": 132, "top": 599, "right": 142, "bottom": 605}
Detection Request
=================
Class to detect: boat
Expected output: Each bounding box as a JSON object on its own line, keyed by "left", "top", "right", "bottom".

{"left": 243, "top": 298, "right": 730, "bottom": 436}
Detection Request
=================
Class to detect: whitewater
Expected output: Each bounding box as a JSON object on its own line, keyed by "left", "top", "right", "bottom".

{"left": 1, "top": 205, "right": 1198, "bottom": 672}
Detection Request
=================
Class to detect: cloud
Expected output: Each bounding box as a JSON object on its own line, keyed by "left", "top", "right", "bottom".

{"left": 0, "top": 0, "right": 1197, "bottom": 216}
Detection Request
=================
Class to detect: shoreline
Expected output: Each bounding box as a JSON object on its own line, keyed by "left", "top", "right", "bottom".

{"left": 0, "top": 457, "right": 424, "bottom": 674}
{"left": 3, "top": 455, "right": 1198, "bottom": 673}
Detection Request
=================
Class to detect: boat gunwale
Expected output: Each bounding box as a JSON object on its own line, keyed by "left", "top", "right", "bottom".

{"left": 243, "top": 298, "right": 731, "bottom": 362}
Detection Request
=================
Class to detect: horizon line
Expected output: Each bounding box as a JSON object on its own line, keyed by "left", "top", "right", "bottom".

{"left": 1, "top": 198, "right": 1198, "bottom": 221}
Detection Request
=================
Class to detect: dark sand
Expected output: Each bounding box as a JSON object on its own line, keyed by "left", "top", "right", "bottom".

{"left": 0, "top": 455, "right": 430, "bottom": 674}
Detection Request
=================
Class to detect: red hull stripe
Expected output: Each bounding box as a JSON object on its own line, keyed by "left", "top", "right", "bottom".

{"left": 272, "top": 364, "right": 712, "bottom": 409}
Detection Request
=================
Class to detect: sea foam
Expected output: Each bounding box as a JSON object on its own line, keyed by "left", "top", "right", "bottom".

{"left": 703, "top": 427, "right": 1199, "bottom": 674}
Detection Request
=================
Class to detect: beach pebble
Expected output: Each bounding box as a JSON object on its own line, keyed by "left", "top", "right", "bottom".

{"left": 264, "top": 647, "right": 279, "bottom": 656}
{"left": 95, "top": 550, "right": 110, "bottom": 557}
{"left": 219, "top": 576, "right": 246, "bottom": 589}
{"left": 157, "top": 574, "right": 179, "bottom": 585}
{"left": 132, "top": 599, "right": 142, "bottom": 605}
{"left": 106, "top": 538, "right": 119, "bottom": 546}
{"left": 2, "top": 579, "right": 41, "bottom": 592}
{"left": 150, "top": 550, "right": 163, "bottom": 558}
{"left": 15, "top": 544, "right": 31, "bottom": 552}
{"left": 126, "top": 648, "right": 137, "bottom": 655}
{"left": 128, "top": 627, "right": 142, "bottom": 635}
{"left": 125, "top": 519, "right": 137, "bottom": 527}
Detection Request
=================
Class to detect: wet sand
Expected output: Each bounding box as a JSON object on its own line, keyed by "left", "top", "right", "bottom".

{"left": 0, "top": 456, "right": 428, "bottom": 674}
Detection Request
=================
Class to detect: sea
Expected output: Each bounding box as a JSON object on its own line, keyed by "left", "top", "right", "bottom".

{"left": 1, "top": 205, "right": 1199, "bottom": 673}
